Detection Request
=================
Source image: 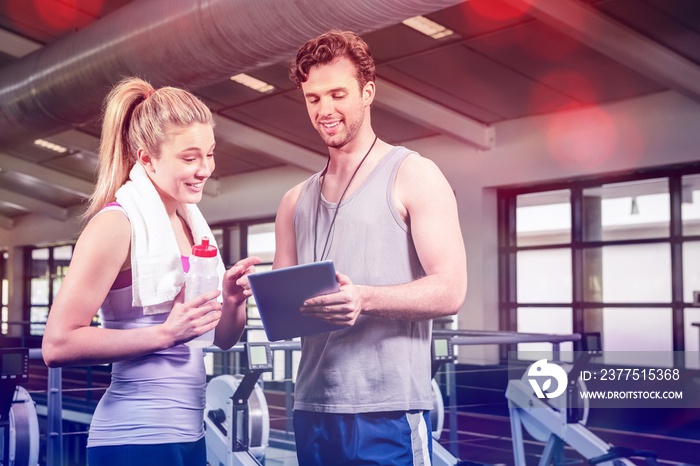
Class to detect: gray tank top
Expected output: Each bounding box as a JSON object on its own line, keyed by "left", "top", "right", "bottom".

{"left": 87, "top": 205, "right": 205, "bottom": 447}
{"left": 293, "top": 146, "right": 433, "bottom": 413}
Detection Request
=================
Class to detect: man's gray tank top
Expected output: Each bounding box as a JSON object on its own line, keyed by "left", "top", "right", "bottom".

{"left": 293, "top": 146, "right": 433, "bottom": 413}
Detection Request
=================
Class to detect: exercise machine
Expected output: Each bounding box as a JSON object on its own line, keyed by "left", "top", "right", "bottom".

{"left": 506, "top": 342, "right": 661, "bottom": 466}
{"left": 0, "top": 348, "right": 39, "bottom": 466}
{"left": 205, "top": 337, "right": 465, "bottom": 466}
{"left": 205, "top": 342, "right": 272, "bottom": 466}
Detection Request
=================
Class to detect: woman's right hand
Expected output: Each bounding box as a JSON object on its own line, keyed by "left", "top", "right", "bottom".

{"left": 162, "top": 288, "right": 223, "bottom": 346}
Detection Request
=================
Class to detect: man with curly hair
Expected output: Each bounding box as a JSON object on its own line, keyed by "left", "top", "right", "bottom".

{"left": 275, "top": 30, "right": 467, "bottom": 465}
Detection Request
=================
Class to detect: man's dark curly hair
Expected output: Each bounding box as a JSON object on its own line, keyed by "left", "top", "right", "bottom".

{"left": 289, "top": 30, "right": 376, "bottom": 90}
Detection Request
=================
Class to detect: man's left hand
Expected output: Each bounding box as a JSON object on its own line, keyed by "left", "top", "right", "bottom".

{"left": 301, "top": 272, "right": 363, "bottom": 326}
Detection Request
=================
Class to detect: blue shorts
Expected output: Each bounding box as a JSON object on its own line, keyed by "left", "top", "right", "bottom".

{"left": 293, "top": 410, "right": 433, "bottom": 465}
{"left": 87, "top": 437, "right": 206, "bottom": 466}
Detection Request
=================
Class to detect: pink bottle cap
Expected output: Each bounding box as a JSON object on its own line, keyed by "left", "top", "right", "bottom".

{"left": 191, "top": 237, "right": 217, "bottom": 257}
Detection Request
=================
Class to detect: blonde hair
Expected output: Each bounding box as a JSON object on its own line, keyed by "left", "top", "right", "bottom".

{"left": 83, "top": 77, "right": 213, "bottom": 221}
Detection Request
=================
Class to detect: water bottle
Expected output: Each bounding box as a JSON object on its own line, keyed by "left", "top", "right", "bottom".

{"left": 185, "top": 237, "right": 219, "bottom": 348}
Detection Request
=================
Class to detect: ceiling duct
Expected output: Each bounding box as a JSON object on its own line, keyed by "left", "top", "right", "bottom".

{"left": 0, "top": 0, "right": 465, "bottom": 150}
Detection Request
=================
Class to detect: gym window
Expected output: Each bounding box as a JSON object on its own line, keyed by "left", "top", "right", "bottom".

{"left": 208, "top": 217, "right": 276, "bottom": 336}
{"left": 25, "top": 244, "right": 74, "bottom": 337}
{"left": 209, "top": 218, "right": 295, "bottom": 382}
{"left": 498, "top": 165, "right": 700, "bottom": 368}
{"left": 1, "top": 250, "right": 8, "bottom": 335}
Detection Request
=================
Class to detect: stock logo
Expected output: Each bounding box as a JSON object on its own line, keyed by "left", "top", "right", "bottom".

{"left": 527, "top": 359, "right": 568, "bottom": 399}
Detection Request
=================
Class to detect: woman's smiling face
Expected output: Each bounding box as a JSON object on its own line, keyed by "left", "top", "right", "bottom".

{"left": 141, "top": 123, "right": 216, "bottom": 208}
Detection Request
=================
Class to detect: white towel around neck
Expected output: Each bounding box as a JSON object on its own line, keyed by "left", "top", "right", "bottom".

{"left": 115, "top": 163, "right": 225, "bottom": 315}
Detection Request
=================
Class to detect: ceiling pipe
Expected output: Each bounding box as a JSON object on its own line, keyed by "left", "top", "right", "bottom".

{"left": 0, "top": 0, "right": 466, "bottom": 150}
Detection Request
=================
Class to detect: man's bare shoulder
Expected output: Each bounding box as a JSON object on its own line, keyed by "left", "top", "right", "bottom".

{"left": 279, "top": 179, "right": 309, "bottom": 212}
{"left": 396, "top": 151, "right": 450, "bottom": 193}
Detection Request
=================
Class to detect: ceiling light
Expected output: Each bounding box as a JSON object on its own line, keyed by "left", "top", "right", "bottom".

{"left": 34, "top": 139, "right": 68, "bottom": 153}
{"left": 402, "top": 16, "right": 454, "bottom": 39}
{"left": 230, "top": 73, "right": 275, "bottom": 93}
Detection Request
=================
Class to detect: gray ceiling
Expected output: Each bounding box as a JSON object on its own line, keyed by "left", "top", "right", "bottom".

{"left": 0, "top": 0, "right": 699, "bottom": 230}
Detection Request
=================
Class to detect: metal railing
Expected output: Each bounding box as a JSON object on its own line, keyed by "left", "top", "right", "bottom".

{"left": 28, "top": 330, "right": 581, "bottom": 466}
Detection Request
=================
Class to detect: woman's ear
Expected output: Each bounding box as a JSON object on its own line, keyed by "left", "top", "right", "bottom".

{"left": 136, "top": 148, "right": 155, "bottom": 174}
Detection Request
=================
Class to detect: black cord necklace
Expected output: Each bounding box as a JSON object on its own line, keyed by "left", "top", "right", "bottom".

{"left": 313, "top": 135, "right": 379, "bottom": 262}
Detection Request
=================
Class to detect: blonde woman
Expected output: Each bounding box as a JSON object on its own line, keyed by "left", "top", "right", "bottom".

{"left": 42, "top": 77, "right": 258, "bottom": 466}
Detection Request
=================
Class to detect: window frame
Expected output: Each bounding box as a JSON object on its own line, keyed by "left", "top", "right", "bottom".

{"left": 23, "top": 243, "right": 75, "bottom": 340}
{"left": 498, "top": 162, "right": 700, "bottom": 365}
{"left": 1, "top": 250, "right": 8, "bottom": 335}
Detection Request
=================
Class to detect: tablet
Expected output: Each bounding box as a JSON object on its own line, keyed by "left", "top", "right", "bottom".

{"left": 247, "top": 260, "right": 342, "bottom": 341}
